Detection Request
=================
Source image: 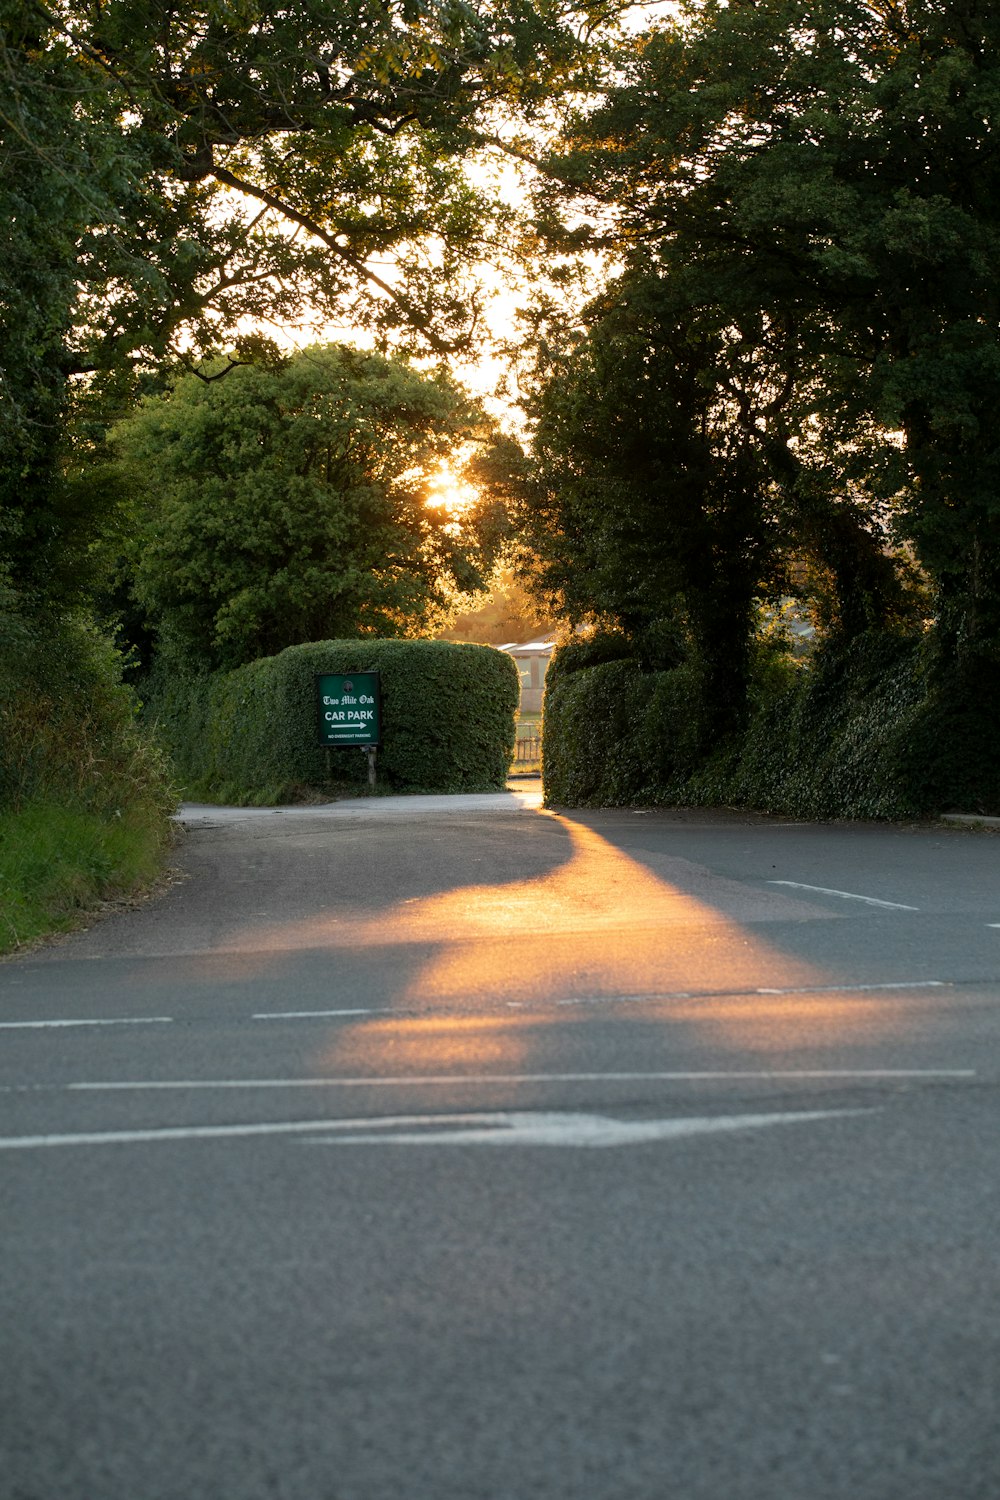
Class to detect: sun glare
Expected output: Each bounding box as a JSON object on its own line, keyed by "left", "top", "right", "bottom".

{"left": 426, "top": 466, "right": 478, "bottom": 517}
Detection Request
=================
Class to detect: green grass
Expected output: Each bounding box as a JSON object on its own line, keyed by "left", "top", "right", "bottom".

{"left": 0, "top": 800, "right": 173, "bottom": 956}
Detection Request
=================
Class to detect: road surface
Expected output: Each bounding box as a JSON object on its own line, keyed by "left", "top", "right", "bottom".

{"left": 2, "top": 786, "right": 999, "bottom": 1499}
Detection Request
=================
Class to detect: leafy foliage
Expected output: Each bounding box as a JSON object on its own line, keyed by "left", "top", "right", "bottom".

{"left": 522, "top": 0, "right": 1000, "bottom": 813}
{"left": 0, "top": 599, "right": 173, "bottom": 816}
{"left": 114, "top": 345, "right": 496, "bottom": 672}
{"left": 531, "top": 0, "right": 1000, "bottom": 665}
{"left": 150, "top": 638, "right": 519, "bottom": 801}
{"left": 521, "top": 268, "right": 785, "bottom": 740}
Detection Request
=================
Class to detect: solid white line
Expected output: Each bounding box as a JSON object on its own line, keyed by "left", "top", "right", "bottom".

{"left": 59, "top": 1067, "right": 977, "bottom": 1093}
{"left": 251, "top": 1009, "right": 372, "bottom": 1020}
{"left": 756, "top": 981, "right": 945, "bottom": 994}
{"left": 768, "top": 880, "right": 918, "bottom": 910}
{"left": 0, "top": 1017, "right": 173, "bottom": 1030}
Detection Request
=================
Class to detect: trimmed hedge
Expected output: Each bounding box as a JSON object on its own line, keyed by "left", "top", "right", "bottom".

{"left": 149, "top": 638, "right": 519, "bottom": 802}
{"left": 543, "top": 652, "right": 707, "bottom": 806}
{"left": 543, "top": 630, "right": 1000, "bottom": 818}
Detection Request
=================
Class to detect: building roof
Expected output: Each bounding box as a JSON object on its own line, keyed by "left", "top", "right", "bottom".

{"left": 497, "top": 639, "right": 557, "bottom": 655}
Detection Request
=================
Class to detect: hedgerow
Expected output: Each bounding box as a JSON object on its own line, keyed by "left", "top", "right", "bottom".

{"left": 149, "top": 637, "right": 519, "bottom": 802}
{"left": 542, "top": 629, "right": 1000, "bottom": 818}
{"left": 0, "top": 597, "right": 176, "bottom": 954}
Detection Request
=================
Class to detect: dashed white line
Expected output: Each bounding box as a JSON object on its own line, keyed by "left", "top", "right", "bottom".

{"left": 251, "top": 1009, "right": 372, "bottom": 1020}
{"left": 767, "top": 881, "right": 918, "bottom": 910}
{"left": 0, "top": 1017, "right": 173, "bottom": 1030}
{"left": 557, "top": 980, "right": 946, "bottom": 1006}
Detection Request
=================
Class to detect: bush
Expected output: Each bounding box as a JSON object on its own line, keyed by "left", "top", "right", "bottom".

{"left": 716, "top": 632, "right": 927, "bottom": 819}
{"left": 149, "top": 637, "right": 519, "bottom": 802}
{"left": 543, "top": 642, "right": 709, "bottom": 806}
{"left": 541, "top": 628, "right": 999, "bottom": 819}
{"left": 0, "top": 597, "right": 176, "bottom": 953}
{"left": 0, "top": 601, "right": 174, "bottom": 820}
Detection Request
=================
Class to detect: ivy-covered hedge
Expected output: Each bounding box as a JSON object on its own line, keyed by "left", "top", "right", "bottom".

{"left": 543, "top": 649, "right": 707, "bottom": 806}
{"left": 149, "top": 638, "right": 519, "bottom": 802}
{"left": 543, "top": 630, "right": 1000, "bottom": 818}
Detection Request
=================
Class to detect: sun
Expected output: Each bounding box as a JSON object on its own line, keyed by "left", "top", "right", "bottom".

{"left": 425, "top": 465, "right": 478, "bottom": 518}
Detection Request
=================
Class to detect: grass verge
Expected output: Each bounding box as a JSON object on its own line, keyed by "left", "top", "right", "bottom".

{"left": 0, "top": 800, "right": 173, "bottom": 957}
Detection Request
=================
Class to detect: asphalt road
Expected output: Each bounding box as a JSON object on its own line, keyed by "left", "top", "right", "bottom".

{"left": 2, "top": 785, "right": 1000, "bottom": 1500}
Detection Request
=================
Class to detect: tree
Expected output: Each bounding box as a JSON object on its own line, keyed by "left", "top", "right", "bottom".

{"left": 531, "top": 0, "right": 1000, "bottom": 667}
{"left": 0, "top": 0, "right": 617, "bottom": 613}
{"left": 521, "top": 266, "right": 782, "bottom": 738}
{"left": 113, "top": 345, "right": 494, "bottom": 671}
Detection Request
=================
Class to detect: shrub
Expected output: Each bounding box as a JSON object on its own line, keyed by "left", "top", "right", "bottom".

{"left": 716, "top": 632, "right": 927, "bottom": 819}
{"left": 0, "top": 601, "right": 174, "bottom": 819}
{"left": 149, "top": 637, "right": 519, "bottom": 801}
{"left": 543, "top": 642, "right": 709, "bottom": 806}
{"left": 541, "top": 628, "right": 994, "bottom": 819}
{"left": 0, "top": 596, "right": 176, "bottom": 953}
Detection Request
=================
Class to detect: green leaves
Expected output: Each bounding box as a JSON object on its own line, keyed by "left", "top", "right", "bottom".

{"left": 114, "top": 344, "right": 494, "bottom": 671}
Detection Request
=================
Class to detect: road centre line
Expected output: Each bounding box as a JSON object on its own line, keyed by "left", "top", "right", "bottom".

{"left": 51, "top": 1068, "right": 976, "bottom": 1093}
{"left": 767, "top": 880, "right": 918, "bottom": 910}
{"left": 556, "top": 980, "right": 946, "bottom": 1006}
{"left": 0, "top": 1017, "right": 173, "bottom": 1030}
{"left": 252, "top": 1008, "right": 372, "bottom": 1020}
{"left": 0, "top": 983, "right": 948, "bottom": 1034}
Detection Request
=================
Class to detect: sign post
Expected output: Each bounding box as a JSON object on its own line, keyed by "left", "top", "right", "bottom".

{"left": 316, "top": 672, "right": 381, "bottom": 790}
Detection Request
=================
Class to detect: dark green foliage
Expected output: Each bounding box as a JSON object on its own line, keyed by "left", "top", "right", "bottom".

{"left": 545, "top": 631, "right": 640, "bottom": 685}
{"left": 891, "top": 657, "right": 1000, "bottom": 817}
{"left": 544, "top": 631, "right": 1000, "bottom": 818}
{"left": 150, "top": 638, "right": 519, "bottom": 802}
{"left": 716, "top": 635, "right": 928, "bottom": 820}
{"left": 114, "top": 345, "right": 492, "bottom": 673}
{"left": 521, "top": 269, "right": 781, "bottom": 740}
{"left": 543, "top": 642, "right": 710, "bottom": 806}
{"left": 0, "top": 594, "right": 174, "bottom": 818}
{"left": 533, "top": 0, "right": 1000, "bottom": 674}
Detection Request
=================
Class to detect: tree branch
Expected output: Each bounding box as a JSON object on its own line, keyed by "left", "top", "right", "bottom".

{"left": 209, "top": 162, "right": 467, "bottom": 354}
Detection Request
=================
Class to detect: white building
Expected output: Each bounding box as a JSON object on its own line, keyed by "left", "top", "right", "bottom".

{"left": 497, "top": 639, "right": 556, "bottom": 714}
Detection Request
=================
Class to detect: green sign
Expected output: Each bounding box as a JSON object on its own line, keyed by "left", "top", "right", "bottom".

{"left": 316, "top": 672, "right": 381, "bottom": 747}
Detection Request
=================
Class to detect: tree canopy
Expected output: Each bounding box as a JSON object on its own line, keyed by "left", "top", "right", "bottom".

{"left": 524, "top": 0, "right": 1000, "bottom": 669}
{"left": 114, "top": 345, "right": 494, "bottom": 671}
{"left": 0, "top": 0, "right": 613, "bottom": 610}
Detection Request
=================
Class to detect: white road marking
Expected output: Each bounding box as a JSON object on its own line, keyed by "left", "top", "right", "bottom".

{"left": 767, "top": 881, "right": 918, "bottom": 910}
{"left": 302, "top": 1108, "right": 873, "bottom": 1148}
{"left": 0, "top": 1017, "right": 173, "bottom": 1030}
{"left": 557, "top": 980, "right": 946, "bottom": 1006}
{"left": 756, "top": 980, "right": 945, "bottom": 994}
{"left": 0, "top": 1113, "right": 463, "bottom": 1151}
{"left": 251, "top": 1009, "right": 372, "bottom": 1020}
{"left": 50, "top": 1067, "right": 975, "bottom": 1094}
{"left": 0, "top": 1107, "right": 871, "bottom": 1152}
